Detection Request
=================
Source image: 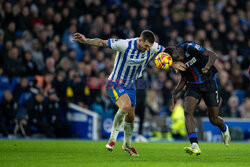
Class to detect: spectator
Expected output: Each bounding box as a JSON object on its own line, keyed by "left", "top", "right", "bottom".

{"left": 4, "top": 47, "right": 25, "bottom": 76}
{"left": 96, "top": 51, "right": 105, "bottom": 71}
{"left": 230, "top": 66, "right": 244, "bottom": 90}
{"left": 31, "top": 39, "right": 44, "bottom": 72}
{"left": 68, "top": 70, "right": 91, "bottom": 108}
{"left": 4, "top": 22, "right": 16, "bottom": 42}
{"left": 12, "top": 0, "right": 26, "bottom": 16}
{"left": 67, "top": 49, "right": 78, "bottom": 69}
{"left": 43, "top": 73, "right": 54, "bottom": 95}
{"left": 239, "top": 98, "right": 250, "bottom": 118}
{"left": 44, "top": 89, "right": 71, "bottom": 137}
{"left": 53, "top": 13, "right": 64, "bottom": 36}
{"left": 3, "top": 2, "right": 15, "bottom": 26}
{"left": 43, "top": 57, "right": 56, "bottom": 74}
{"left": 146, "top": 83, "right": 161, "bottom": 116}
{"left": 62, "top": 24, "right": 83, "bottom": 59}
{"left": 13, "top": 77, "right": 29, "bottom": 100}
{"left": 57, "top": 57, "right": 71, "bottom": 73}
{"left": 23, "top": 51, "right": 39, "bottom": 76}
{"left": 52, "top": 71, "right": 67, "bottom": 102}
{"left": 27, "top": 92, "right": 53, "bottom": 137}
{"left": 21, "top": 31, "right": 33, "bottom": 51}
{"left": 0, "top": 90, "right": 18, "bottom": 136}
{"left": 220, "top": 95, "right": 241, "bottom": 117}
{"left": 16, "top": 6, "right": 32, "bottom": 31}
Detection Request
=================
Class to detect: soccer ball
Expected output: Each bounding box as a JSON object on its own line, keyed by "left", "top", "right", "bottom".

{"left": 154, "top": 52, "right": 173, "bottom": 70}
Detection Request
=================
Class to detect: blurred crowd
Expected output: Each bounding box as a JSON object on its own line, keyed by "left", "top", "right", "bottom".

{"left": 0, "top": 0, "right": 249, "bottom": 138}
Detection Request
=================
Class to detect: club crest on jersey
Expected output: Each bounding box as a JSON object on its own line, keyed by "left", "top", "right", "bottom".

{"left": 185, "top": 52, "right": 190, "bottom": 57}
{"left": 185, "top": 57, "right": 197, "bottom": 67}
{"left": 119, "top": 89, "right": 124, "bottom": 93}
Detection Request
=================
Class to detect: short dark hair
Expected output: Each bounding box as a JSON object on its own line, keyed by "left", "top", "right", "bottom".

{"left": 140, "top": 30, "right": 155, "bottom": 43}
{"left": 164, "top": 46, "right": 175, "bottom": 57}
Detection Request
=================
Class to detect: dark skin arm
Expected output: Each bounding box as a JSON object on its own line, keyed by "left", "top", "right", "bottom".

{"left": 170, "top": 73, "right": 187, "bottom": 112}
{"left": 201, "top": 49, "right": 218, "bottom": 73}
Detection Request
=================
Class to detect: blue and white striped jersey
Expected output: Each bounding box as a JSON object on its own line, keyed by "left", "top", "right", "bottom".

{"left": 107, "top": 38, "right": 163, "bottom": 86}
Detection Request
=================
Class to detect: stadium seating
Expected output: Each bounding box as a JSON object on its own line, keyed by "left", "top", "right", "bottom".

{"left": 0, "top": 76, "right": 11, "bottom": 91}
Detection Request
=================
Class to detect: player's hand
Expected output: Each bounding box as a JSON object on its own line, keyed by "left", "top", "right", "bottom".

{"left": 170, "top": 94, "right": 177, "bottom": 112}
{"left": 202, "top": 66, "right": 210, "bottom": 73}
{"left": 172, "top": 62, "right": 187, "bottom": 73}
{"left": 72, "top": 33, "right": 87, "bottom": 43}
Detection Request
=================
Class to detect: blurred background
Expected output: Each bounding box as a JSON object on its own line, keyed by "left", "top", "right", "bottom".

{"left": 0, "top": 0, "right": 249, "bottom": 142}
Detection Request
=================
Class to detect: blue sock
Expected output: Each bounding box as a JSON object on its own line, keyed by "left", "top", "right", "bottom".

{"left": 188, "top": 132, "right": 198, "bottom": 143}
{"left": 220, "top": 125, "right": 227, "bottom": 132}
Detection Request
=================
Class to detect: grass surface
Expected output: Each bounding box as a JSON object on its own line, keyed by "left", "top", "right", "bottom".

{"left": 0, "top": 140, "right": 250, "bottom": 167}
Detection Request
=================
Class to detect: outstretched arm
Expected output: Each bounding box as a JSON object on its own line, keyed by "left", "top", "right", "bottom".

{"left": 72, "top": 33, "right": 108, "bottom": 47}
{"left": 201, "top": 49, "right": 218, "bottom": 73}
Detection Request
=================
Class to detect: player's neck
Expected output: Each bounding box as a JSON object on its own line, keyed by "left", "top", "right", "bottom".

{"left": 136, "top": 40, "right": 141, "bottom": 51}
{"left": 177, "top": 47, "right": 185, "bottom": 60}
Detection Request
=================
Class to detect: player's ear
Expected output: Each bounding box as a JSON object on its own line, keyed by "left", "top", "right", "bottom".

{"left": 138, "top": 38, "right": 142, "bottom": 43}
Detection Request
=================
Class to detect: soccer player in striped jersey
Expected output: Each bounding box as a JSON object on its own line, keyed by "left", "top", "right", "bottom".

{"left": 73, "top": 30, "right": 186, "bottom": 156}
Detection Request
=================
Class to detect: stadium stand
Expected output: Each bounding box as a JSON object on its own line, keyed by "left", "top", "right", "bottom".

{"left": 0, "top": 0, "right": 249, "bottom": 138}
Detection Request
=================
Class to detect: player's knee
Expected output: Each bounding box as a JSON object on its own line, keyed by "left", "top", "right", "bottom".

{"left": 126, "top": 115, "right": 134, "bottom": 123}
{"left": 184, "top": 108, "right": 193, "bottom": 117}
{"left": 125, "top": 112, "right": 134, "bottom": 123}
{"left": 209, "top": 117, "right": 218, "bottom": 125}
{"left": 120, "top": 103, "right": 131, "bottom": 112}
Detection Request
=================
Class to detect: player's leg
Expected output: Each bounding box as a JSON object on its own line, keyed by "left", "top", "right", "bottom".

{"left": 105, "top": 92, "right": 131, "bottom": 151}
{"left": 204, "top": 78, "right": 231, "bottom": 146}
{"left": 122, "top": 107, "right": 139, "bottom": 156}
{"left": 208, "top": 106, "right": 225, "bottom": 130}
{"left": 184, "top": 96, "right": 200, "bottom": 144}
{"left": 207, "top": 106, "right": 230, "bottom": 146}
{"left": 123, "top": 107, "right": 135, "bottom": 147}
{"left": 183, "top": 86, "right": 202, "bottom": 155}
{"left": 122, "top": 88, "right": 139, "bottom": 156}
{"left": 109, "top": 93, "right": 131, "bottom": 141}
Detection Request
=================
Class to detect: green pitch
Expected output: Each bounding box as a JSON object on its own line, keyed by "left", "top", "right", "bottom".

{"left": 0, "top": 140, "right": 250, "bottom": 167}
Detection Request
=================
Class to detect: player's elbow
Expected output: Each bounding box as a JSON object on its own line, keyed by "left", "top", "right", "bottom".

{"left": 207, "top": 50, "right": 218, "bottom": 60}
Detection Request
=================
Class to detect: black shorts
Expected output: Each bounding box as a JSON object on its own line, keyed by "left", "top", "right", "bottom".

{"left": 184, "top": 77, "right": 220, "bottom": 106}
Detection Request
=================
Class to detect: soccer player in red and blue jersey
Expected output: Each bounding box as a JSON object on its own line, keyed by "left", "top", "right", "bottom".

{"left": 166, "top": 41, "right": 231, "bottom": 155}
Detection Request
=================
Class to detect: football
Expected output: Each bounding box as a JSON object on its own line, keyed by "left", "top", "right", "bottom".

{"left": 154, "top": 52, "right": 173, "bottom": 70}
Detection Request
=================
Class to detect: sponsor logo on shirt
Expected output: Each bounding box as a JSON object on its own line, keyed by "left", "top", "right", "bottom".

{"left": 185, "top": 57, "right": 197, "bottom": 67}
{"left": 128, "top": 57, "right": 147, "bottom": 65}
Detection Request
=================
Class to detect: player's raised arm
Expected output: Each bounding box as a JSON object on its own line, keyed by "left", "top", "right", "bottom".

{"left": 170, "top": 73, "right": 187, "bottom": 111}
{"left": 201, "top": 49, "right": 218, "bottom": 73}
{"left": 72, "top": 33, "right": 108, "bottom": 47}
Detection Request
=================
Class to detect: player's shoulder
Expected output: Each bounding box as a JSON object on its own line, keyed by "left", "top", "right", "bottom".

{"left": 178, "top": 41, "right": 194, "bottom": 48}
{"left": 109, "top": 38, "right": 128, "bottom": 44}
{"left": 122, "top": 38, "right": 139, "bottom": 49}
{"left": 108, "top": 38, "right": 130, "bottom": 51}
{"left": 178, "top": 41, "right": 206, "bottom": 52}
{"left": 151, "top": 42, "right": 163, "bottom": 53}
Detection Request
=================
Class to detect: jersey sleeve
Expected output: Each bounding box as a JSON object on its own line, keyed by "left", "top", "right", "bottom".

{"left": 151, "top": 42, "right": 164, "bottom": 55}
{"left": 107, "top": 39, "right": 128, "bottom": 52}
